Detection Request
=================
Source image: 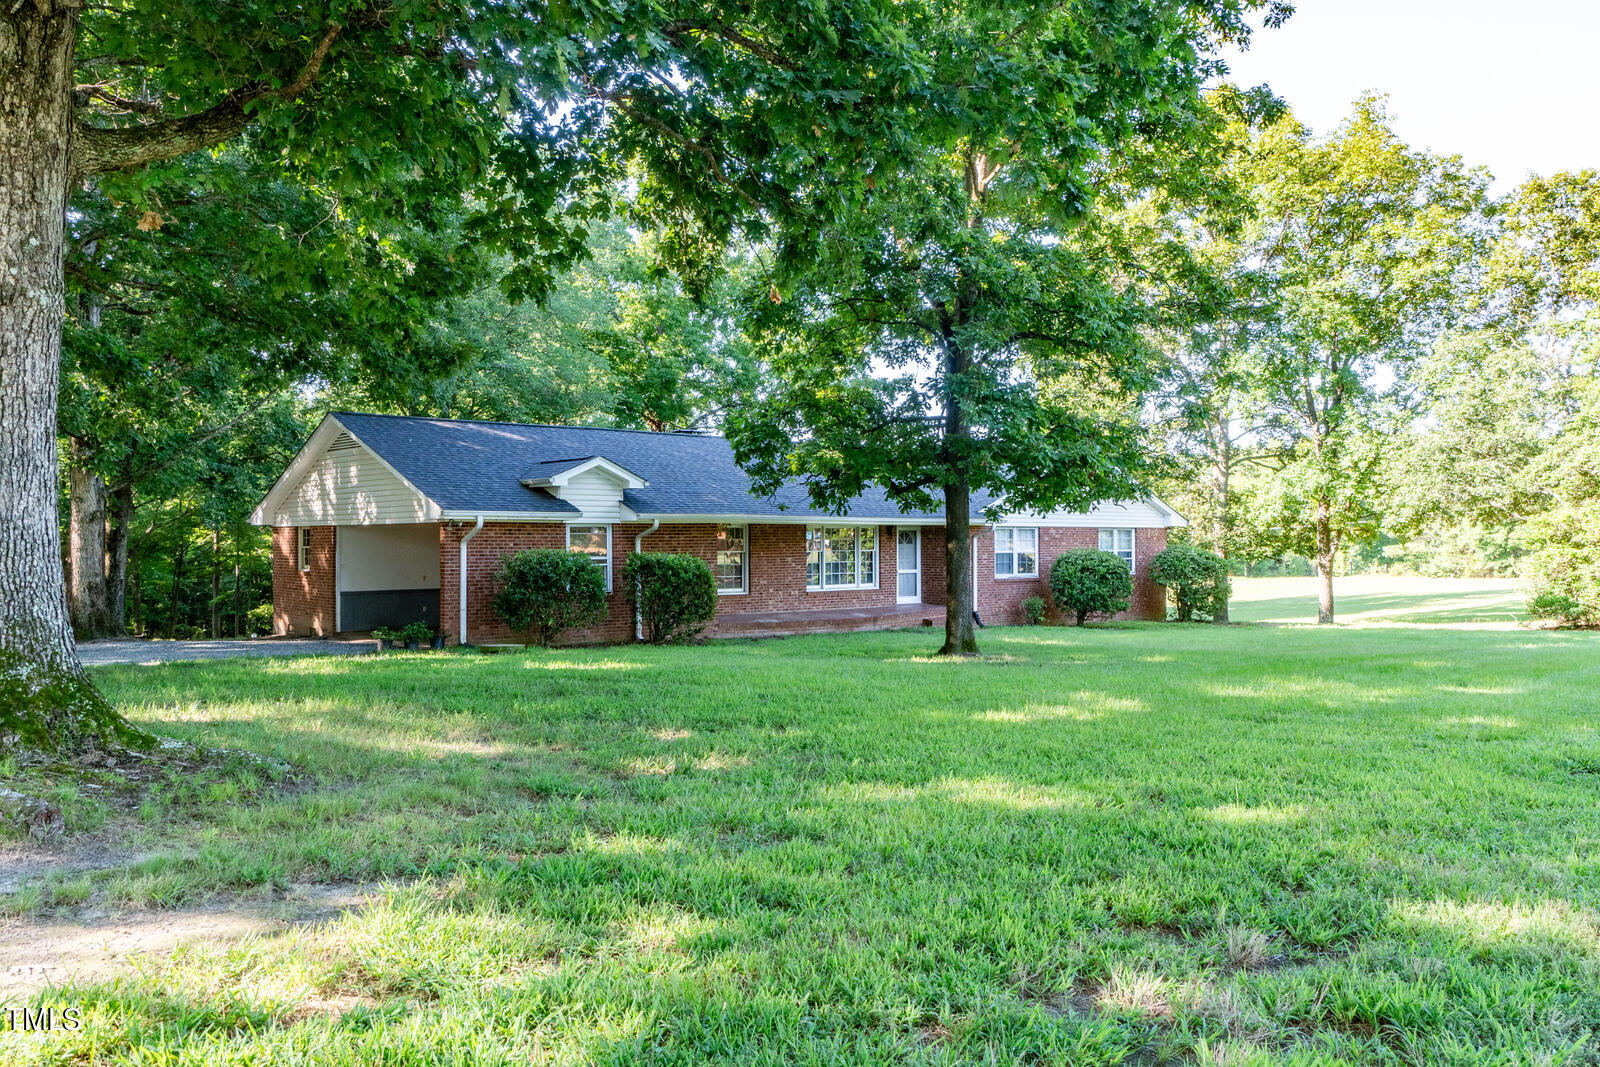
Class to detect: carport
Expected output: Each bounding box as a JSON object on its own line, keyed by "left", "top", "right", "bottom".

{"left": 335, "top": 523, "right": 441, "bottom": 632}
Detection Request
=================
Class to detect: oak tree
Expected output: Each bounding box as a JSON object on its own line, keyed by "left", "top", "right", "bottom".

{"left": 725, "top": 1, "right": 1288, "bottom": 654}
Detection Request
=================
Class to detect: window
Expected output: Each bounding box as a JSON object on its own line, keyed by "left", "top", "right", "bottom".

{"left": 1099, "top": 528, "right": 1135, "bottom": 571}
{"left": 715, "top": 524, "right": 747, "bottom": 594}
{"left": 297, "top": 527, "right": 311, "bottom": 572}
{"left": 805, "top": 526, "right": 878, "bottom": 590}
{"left": 567, "top": 524, "right": 612, "bottom": 591}
{"left": 994, "top": 527, "right": 1038, "bottom": 578}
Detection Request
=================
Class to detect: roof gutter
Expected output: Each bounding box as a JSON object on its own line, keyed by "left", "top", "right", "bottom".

{"left": 633, "top": 519, "right": 659, "bottom": 641}
{"left": 458, "top": 515, "right": 484, "bottom": 646}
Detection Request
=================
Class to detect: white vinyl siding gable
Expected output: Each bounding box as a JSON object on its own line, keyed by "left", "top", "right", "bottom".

{"left": 555, "top": 469, "right": 626, "bottom": 522}
{"left": 273, "top": 433, "right": 436, "bottom": 526}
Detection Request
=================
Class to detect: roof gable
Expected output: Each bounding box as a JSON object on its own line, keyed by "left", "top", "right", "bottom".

{"left": 521, "top": 455, "right": 648, "bottom": 490}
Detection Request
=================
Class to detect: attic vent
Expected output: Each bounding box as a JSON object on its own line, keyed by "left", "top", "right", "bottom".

{"left": 328, "top": 431, "right": 358, "bottom": 451}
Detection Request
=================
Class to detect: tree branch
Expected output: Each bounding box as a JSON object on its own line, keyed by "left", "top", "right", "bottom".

{"left": 72, "top": 22, "right": 342, "bottom": 176}
{"left": 660, "top": 19, "right": 800, "bottom": 71}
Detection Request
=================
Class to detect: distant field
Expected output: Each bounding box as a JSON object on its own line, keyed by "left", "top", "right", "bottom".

{"left": 1231, "top": 575, "right": 1528, "bottom": 625}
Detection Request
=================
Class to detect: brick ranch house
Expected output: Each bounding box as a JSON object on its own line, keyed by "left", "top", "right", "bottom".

{"left": 249, "top": 412, "right": 1188, "bottom": 644}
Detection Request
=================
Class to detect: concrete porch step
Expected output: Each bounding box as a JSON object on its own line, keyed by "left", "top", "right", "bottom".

{"left": 712, "top": 603, "right": 946, "bottom": 639}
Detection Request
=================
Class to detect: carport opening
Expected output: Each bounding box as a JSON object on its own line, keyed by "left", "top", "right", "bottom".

{"left": 336, "top": 524, "right": 441, "bottom": 633}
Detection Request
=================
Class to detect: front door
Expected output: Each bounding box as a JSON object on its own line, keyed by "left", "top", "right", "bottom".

{"left": 897, "top": 528, "right": 921, "bottom": 603}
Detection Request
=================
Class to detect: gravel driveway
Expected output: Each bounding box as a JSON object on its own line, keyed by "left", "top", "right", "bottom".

{"left": 78, "top": 638, "right": 376, "bottom": 666}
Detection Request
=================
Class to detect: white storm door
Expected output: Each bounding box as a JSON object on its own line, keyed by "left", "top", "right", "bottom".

{"left": 897, "top": 528, "right": 921, "bottom": 603}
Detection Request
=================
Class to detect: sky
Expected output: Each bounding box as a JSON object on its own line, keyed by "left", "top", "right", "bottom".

{"left": 1218, "top": 0, "right": 1600, "bottom": 191}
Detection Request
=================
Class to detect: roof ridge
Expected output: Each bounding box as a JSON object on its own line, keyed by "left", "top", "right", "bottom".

{"left": 332, "top": 410, "right": 728, "bottom": 442}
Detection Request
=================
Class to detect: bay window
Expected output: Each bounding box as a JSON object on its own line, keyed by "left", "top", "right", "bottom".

{"left": 994, "top": 527, "right": 1038, "bottom": 578}
{"left": 805, "top": 526, "right": 878, "bottom": 590}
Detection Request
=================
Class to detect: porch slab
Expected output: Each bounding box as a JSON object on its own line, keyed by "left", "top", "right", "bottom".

{"left": 712, "top": 602, "right": 946, "bottom": 639}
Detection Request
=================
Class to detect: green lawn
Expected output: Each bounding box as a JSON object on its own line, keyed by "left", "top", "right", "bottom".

{"left": 8, "top": 620, "right": 1600, "bottom": 1065}
{"left": 1231, "top": 576, "right": 1528, "bottom": 626}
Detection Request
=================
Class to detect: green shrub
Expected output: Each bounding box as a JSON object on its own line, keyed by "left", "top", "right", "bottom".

{"left": 1049, "top": 549, "right": 1133, "bottom": 625}
{"left": 1020, "top": 596, "right": 1047, "bottom": 626}
{"left": 492, "top": 549, "right": 608, "bottom": 647}
{"left": 1524, "top": 509, "right": 1600, "bottom": 627}
{"left": 624, "top": 552, "right": 719, "bottom": 644}
{"left": 399, "top": 621, "right": 433, "bottom": 645}
{"left": 245, "top": 603, "right": 273, "bottom": 635}
{"left": 1149, "top": 544, "right": 1231, "bottom": 622}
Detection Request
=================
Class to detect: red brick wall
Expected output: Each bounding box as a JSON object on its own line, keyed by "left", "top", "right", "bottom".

{"left": 440, "top": 521, "right": 640, "bottom": 647}
{"left": 971, "top": 524, "right": 1169, "bottom": 624}
{"left": 272, "top": 526, "right": 336, "bottom": 636}
{"left": 436, "top": 519, "right": 1171, "bottom": 644}
{"left": 442, "top": 520, "right": 921, "bottom": 646}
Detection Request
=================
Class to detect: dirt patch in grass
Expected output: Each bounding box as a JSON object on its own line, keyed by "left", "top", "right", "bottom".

{"left": 0, "top": 823, "right": 156, "bottom": 895}
{"left": 0, "top": 882, "right": 378, "bottom": 1001}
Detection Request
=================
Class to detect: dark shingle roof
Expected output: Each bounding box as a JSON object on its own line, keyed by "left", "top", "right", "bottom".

{"left": 332, "top": 412, "right": 975, "bottom": 519}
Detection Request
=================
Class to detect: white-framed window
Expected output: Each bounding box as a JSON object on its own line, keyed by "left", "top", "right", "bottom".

{"left": 567, "top": 524, "right": 612, "bottom": 592}
{"left": 297, "top": 527, "right": 311, "bottom": 572}
{"left": 994, "top": 527, "right": 1038, "bottom": 578}
{"left": 805, "top": 526, "right": 878, "bottom": 590}
{"left": 715, "top": 524, "right": 747, "bottom": 594}
{"left": 1099, "top": 528, "right": 1135, "bottom": 572}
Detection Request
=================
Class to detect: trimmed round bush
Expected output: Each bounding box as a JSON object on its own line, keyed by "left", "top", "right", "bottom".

{"left": 492, "top": 549, "right": 608, "bottom": 647}
{"left": 624, "top": 552, "right": 718, "bottom": 644}
{"left": 1149, "top": 543, "right": 1231, "bottom": 622}
{"left": 1049, "top": 548, "right": 1133, "bottom": 625}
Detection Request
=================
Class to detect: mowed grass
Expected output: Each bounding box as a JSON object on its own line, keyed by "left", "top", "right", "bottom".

{"left": 1231, "top": 576, "right": 1528, "bottom": 626}
{"left": 10, "top": 620, "right": 1600, "bottom": 1065}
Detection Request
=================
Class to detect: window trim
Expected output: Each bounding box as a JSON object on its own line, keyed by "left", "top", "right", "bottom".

{"left": 993, "top": 526, "right": 1039, "bottom": 580}
{"left": 567, "top": 523, "right": 613, "bottom": 592}
{"left": 1099, "top": 527, "right": 1135, "bottom": 572}
{"left": 714, "top": 523, "right": 748, "bottom": 595}
{"left": 297, "top": 527, "right": 311, "bottom": 572}
{"left": 805, "top": 525, "right": 879, "bottom": 592}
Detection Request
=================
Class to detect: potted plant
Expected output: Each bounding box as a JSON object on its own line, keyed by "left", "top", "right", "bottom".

{"left": 431, "top": 628, "right": 448, "bottom": 651}
{"left": 372, "top": 625, "right": 400, "bottom": 650}
{"left": 399, "top": 621, "right": 432, "bottom": 651}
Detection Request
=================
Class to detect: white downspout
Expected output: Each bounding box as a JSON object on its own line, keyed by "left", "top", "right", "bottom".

{"left": 633, "top": 519, "right": 660, "bottom": 641}
{"left": 459, "top": 515, "right": 484, "bottom": 646}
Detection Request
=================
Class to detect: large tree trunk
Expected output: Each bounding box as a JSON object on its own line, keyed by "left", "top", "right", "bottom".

{"left": 67, "top": 436, "right": 113, "bottom": 637}
{"left": 1314, "top": 499, "right": 1335, "bottom": 625}
{"left": 941, "top": 480, "right": 978, "bottom": 655}
{"left": 0, "top": 5, "right": 132, "bottom": 755}
{"left": 938, "top": 316, "right": 977, "bottom": 655}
